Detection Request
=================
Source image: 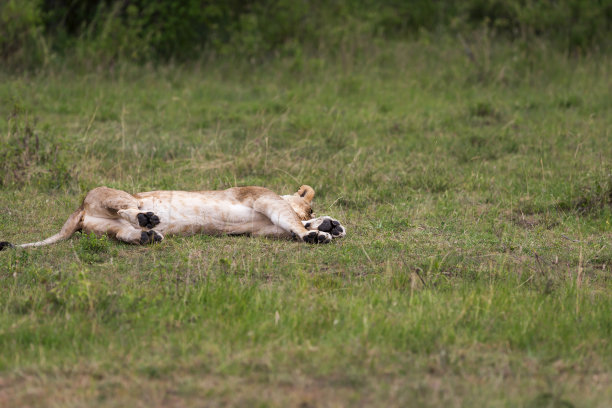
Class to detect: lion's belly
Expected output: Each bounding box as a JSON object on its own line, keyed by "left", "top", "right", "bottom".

{"left": 136, "top": 194, "right": 272, "bottom": 236}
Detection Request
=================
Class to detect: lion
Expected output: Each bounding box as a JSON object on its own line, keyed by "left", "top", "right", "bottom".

{"left": 0, "top": 185, "right": 346, "bottom": 251}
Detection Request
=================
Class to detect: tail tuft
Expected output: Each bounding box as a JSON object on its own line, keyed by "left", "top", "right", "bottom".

{"left": 0, "top": 241, "right": 15, "bottom": 251}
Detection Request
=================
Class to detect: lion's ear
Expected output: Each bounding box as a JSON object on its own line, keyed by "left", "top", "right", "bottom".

{"left": 296, "top": 185, "right": 315, "bottom": 203}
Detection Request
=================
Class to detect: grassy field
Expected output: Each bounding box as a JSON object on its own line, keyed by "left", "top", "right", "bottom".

{"left": 0, "top": 38, "right": 611, "bottom": 407}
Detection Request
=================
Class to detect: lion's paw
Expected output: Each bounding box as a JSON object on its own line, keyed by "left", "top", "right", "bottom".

{"left": 304, "top": 216, "right": 346, "bottom": 238}
{"left": 140, "top": 230, "right": 163, "bottom": 245}
{"left": 137, "top": 212, "right": 160, "bottom": 229}
{"left": 302, "top": 230, "right": 332, "bottom": 244}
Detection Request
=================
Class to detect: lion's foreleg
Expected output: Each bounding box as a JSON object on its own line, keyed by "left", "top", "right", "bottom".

{"left": 252, "top": 196, "right": 332, "bottom": 244}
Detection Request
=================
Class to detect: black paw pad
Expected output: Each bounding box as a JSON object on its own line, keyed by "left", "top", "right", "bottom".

{"left": 0, "top": 241, "right": 15, "bottom": 251}
{"left": 137, "top": 212, "right": 160, "bottom": 228}
{"left": 303, "top": 231, "right": 319, "bottom": 244}
{"left": 330, "top": 221, "right": 343, "bottom": 236}
{"left": 140, "top": 230, "right": 162, "bottom": 245}
{"left": 316, "top": 218, "right": 344, "bottom": 236}
{"left": 303, "top": 231, "right": 330, "bottom": 244}
{"left": 318, "top": 219, "right": 332, "bottom": 232}
{"left": 317, "top": 233, "right": 329, "bottom": 243}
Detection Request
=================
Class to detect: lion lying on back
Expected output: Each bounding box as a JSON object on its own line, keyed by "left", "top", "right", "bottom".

{"left": 0, "top": 185, "right": 346, "bottom": 251}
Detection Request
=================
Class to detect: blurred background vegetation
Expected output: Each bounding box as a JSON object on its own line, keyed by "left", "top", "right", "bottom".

{"left": 2, "top": 0, "right": 611, "bottom": 69}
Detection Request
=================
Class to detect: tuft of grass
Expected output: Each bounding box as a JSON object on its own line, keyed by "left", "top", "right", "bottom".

{"left": 1, "top": 104, "right": 78, "bottom": 190}
{"left": 563, "top": 176, "right": 612, "bottom": 215}
{"left": 75, "top": 232, "right": 114, "bottom": 264}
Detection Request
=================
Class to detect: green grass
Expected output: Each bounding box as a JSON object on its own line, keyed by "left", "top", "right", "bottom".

{"left": 0, "top": 39, "right": 611, "bottom": 407}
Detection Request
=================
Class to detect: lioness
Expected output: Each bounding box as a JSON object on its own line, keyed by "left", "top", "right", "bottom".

{"left": 0, "top": 185, "right": 345, "bottom": 250}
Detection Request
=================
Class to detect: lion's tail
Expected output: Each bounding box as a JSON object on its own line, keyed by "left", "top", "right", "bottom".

{"left": 0, "top": 206, "right": 84, "bottom": 251}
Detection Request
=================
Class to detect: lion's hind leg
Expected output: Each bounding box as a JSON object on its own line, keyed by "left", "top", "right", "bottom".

{"left": 86, "top": 187, "right": 160, "bottom": 229}
{"left": 87, "top": 188, "right": 163, "bottom": 244}
{"left": 82, "top": 216, "right": 163, "bottom": 245}
{"left": 116, "top": 223, "right": 163, "bottom": 245}
{"left": 117, "top": 209, "right": 160, "bottom": 229}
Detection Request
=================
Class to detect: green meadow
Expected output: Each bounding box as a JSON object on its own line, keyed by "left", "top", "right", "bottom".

{"left": 0, "top": 39, "right": 611, "bottom": 406}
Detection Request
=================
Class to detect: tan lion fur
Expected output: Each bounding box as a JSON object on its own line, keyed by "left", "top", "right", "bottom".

{"left": 3, "top": 185, "right": 345, "bottom": 249}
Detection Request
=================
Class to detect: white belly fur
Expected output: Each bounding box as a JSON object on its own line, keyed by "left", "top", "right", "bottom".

{"left": 135, "top": 192, "right": 273, "bottom": 236}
